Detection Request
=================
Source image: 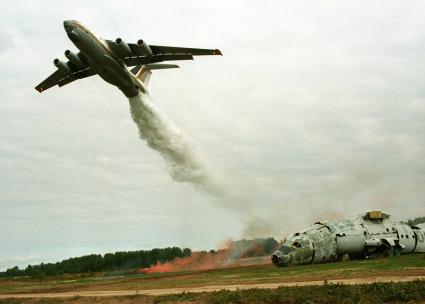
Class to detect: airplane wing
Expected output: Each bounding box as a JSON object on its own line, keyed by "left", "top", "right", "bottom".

{"left": 104, "top": 40, "right": 222, "bottom": 67}
{"left": 35, "top": 56, "right": 96, "bottom": 93}
{"left": 123, "top": 54, "right": 195, "bottom": 67}
{"left": 148, "top": 45, "right": 222, "bottom": 56}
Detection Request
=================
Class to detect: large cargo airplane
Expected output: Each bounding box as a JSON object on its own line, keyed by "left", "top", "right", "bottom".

{"left": 35, "top": 20, "right": 222, "bottom": 97}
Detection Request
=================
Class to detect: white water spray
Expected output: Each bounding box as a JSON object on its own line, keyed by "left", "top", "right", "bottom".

{"left": 128, "top": 93, "right": 223, "bottom": 194}
{"left": 128, "top": 93, "right": 280, "bottom": 238}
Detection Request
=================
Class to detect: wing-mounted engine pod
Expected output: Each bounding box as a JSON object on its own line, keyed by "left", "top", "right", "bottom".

{"left": 137, "top": 39, "right": 153, "bottom": 57}
{"left": 114, "top": 38, "right": 132, "bottom": 57}
{"left": 53, "top": 58, "right": 71, "bottom": 74}
{"left": 64, "top": 50, "right": 83, "bottom": 68}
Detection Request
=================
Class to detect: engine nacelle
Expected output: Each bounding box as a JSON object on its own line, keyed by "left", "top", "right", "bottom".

{"left": 114, "top": 38, "right": 132, "bottom": 57}
{"left": 137, "top": 39, "right": 153, "bottom": 57}
{"left": 64, "top": 50, "right": 83, "bottom": 68}
{"left": 53, "top": 58, "right": 71, "bottom": 74}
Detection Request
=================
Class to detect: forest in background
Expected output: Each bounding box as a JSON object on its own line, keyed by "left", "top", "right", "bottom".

{"left": 0, "top": 238, "right": 278, "bottom": 278}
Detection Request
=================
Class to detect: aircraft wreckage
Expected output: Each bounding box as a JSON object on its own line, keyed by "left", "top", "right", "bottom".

{"left": 272, "top": 211, "right": 425, "bottom": 266}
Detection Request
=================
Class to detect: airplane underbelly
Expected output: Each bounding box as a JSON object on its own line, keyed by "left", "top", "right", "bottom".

{"left": 78, "top": 34, "right": 139, "bottom": 97}
{"left": 92, "top": 55, "right": 131, "bottom": 86}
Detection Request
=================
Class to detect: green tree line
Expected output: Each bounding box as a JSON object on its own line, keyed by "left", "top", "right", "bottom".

{"left": 0, "top": 247, "right": 191, "bottom": 278}
{"left": 407, "top": 216, "right": 425, "bottom": 226}
{"left": 0, "top": 237, "right": 280, "bottom": 279}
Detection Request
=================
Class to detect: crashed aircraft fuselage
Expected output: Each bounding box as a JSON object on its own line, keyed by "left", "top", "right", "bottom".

{"left": 272, "top": 211, "right": 425, "bottom": 266}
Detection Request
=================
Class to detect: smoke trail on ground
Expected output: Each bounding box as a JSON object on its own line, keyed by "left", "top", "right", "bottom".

{"left": 139, "top": 238, "right": 277, "bottom": 273}
{"left": 140, "top": 250, "right": 231, "bottom": 273}
{"left": 128, "top": 94, "right": 223, "bottom": 194}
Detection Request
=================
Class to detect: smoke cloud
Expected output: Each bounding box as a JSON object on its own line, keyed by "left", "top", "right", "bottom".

{"left": 128, "top": 94, "right": 224, "bottom": 195}
{"left": 128, "top": 93, "right": 288, "bottom": 239}
{"left": 140, "top": 238, "right": 276, "bottom": 273}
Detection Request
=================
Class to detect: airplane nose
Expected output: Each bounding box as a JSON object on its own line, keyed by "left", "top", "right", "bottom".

{"left": 63, "top": 20, "right": 73, "bottom": 32}
{"left": 63, "top": 21, "right": 79, "bottom": 42}
{"left": 271, "top": 250, "right": 288, "bottom": 266}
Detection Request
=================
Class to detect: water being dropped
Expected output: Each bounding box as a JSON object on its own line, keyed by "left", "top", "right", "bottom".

{"left": 128, "top": 93, "right": 223, "bottom": 194}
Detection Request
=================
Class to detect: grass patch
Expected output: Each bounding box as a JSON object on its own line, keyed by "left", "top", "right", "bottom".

{"left": 1, "top": 280, "right": 425, "bottom": 303}
{"left": 155, "top": 280, "right": 425, "bottom": 304}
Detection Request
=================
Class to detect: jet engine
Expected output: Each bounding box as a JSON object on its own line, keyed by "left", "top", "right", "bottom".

{"left": 53, "top": 58, "right": 71, "bottom": 74}
{"left": 114, "top": 38, "right": 132, "bottom": 57}
{"left": 64, "top": 50, "right": 83, "bottom": 68}
{"left": 137, "top": 39, "right": 153, "bottom": 57}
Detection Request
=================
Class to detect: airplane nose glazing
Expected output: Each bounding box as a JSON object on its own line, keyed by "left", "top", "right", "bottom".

{"left": 63, "top": 21, "right": 73, "bottom": 33}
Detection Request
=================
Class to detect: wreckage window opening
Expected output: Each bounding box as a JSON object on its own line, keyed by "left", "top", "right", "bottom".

{"left": 279, "top": 245, "right": 296, "bottom": 254}
{"left": 386, "top": 228, "right": 389, "bottom": 232}
{"left": 293, "top": 241, "right": 302, "bottom": 248}
{"left": 318, "top": 225, "right": 332, "bottom": 233}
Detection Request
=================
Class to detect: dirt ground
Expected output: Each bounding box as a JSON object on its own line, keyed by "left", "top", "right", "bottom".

{"left": 1, "top": 254, "right": 424, "bottom": 300}
{"left": 1, "top": 274, "right": 424, "bottom": 298}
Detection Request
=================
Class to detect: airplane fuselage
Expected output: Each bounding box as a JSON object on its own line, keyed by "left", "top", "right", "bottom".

{"left": 63, "top": 20, "right": 142, "bottom": 97}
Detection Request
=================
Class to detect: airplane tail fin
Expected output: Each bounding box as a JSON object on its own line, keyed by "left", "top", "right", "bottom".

{"left": 131, "top": 64, "right": 179, "bottom": 86}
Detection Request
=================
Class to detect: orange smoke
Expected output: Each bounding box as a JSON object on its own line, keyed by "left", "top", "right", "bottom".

{"left": 325, "top": 211, "right": 344, "bottom": 220}
{"left": 140, "top": 250, "right": 230, "bottom": 274}
{"left": 139, "top": 238, "right": 278, "bottom": 274}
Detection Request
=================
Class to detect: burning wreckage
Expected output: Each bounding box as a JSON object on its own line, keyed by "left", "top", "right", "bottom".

{"left": 272, "top": 211, "right": 425, "bottom": 266}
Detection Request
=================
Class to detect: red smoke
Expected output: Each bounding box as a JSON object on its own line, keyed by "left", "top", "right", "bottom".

{"left": 140, "top": 250, "right": 230, "bottom": 274}
{"left": 139, "top": 239, "right": 275, "bottom": 274}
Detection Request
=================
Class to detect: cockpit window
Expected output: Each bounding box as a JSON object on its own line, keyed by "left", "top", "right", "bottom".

{"left": 65, "top": 26, "right": 73, "bottom": 34}
{"left": 279, "top": 245, "right": 296, "bottom": 254}
{"left": 293, "top": 241, "right": 302, "bottom": 248}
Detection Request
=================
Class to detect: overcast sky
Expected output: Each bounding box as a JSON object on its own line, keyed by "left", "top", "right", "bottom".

{"left": 1, "top": 0, "right": 425, "bottom": 271}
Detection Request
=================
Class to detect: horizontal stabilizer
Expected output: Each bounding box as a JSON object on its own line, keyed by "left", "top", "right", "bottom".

{"left": 145, "top": 64, "right": 179, "bottom": 70}
{"left": 132, "top": 64, "right": 180, "bottom": 87}
{"left": 130, "top": 64, "right": 179, "bottom": 75}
